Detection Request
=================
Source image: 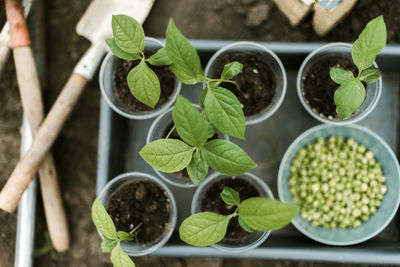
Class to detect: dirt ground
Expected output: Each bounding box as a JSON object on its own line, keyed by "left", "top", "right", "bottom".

{"left": 1, "top": 0, "right": 400, "bottom": 266}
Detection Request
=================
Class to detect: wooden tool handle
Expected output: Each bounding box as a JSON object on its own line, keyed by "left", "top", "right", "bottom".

{"left": 0, "top": 24, "right": 11, "bottom": 76}
{"left": 0, "top": 72, "right": 88, "bottom": 213}
{"left": 5, "top": 0, "right": 70, "bottom": 251}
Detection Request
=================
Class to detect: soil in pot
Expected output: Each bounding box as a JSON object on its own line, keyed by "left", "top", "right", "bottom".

{"left": 106, "top": 180, "right": 172, "bottom": 244}
{"left": 201, "top": 177, "right": 260, "bottom": 240}
{"left": 210, "top": 52, "right": 276, "bottom": 116}
{"left": 113, "top": 50, "right": 175, "bottom": 112}
{"left": 302, "top": 56, "right": 361, "bottom": 118}
{"left": 162, "top": 122, "right": 218, "bottom": 178}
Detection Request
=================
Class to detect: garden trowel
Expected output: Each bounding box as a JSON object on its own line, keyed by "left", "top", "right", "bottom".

{"left": 0, "top": 0, "right": 155, "bottom": 212}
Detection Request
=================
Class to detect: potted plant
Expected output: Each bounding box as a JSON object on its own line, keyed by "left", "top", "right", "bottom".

{"left": 99, "top": 15, "right": 182, "bottom": 119}
{"left": 92, "top": 172, "right": 177, "bottom": 266}
{"left": 146, "top": 103, "right": 229, "bottom": 188}
{"left": 180, "top": 172, "right": 298, "bottom": 252}
{"left": 297, "top": 16, "right": 386, "bottom": 125}
{"left": 204, "top": 42, "right": 287, "bottom": 125}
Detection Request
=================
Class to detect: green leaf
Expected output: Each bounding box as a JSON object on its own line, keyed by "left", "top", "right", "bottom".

{"left": 112, "top": 15, "right": 145, "bottom": 54}
{"left": 202, "top": 139, "right": 256, "bottom": 176}
{"left": 204, "top": 86, "right": 245, "bottom": 139}
{"left": 91, "top": 198, "right": 117, "bottom": 240}
{"left": 101, "top": 238, "right": 118, "bottom": 253}
{"left": 117, "top": 231, "right": 134, "bottom": 241}
{"left": 220, "top": 187, "right": 240, "bottom": 206}
{"left": 187, "top": 150, "right": 209, "bottom": 184}
{"left": 139, "top": 139, "right": 194, "bottom": 172}
{"left": 221, "top": 62, "right": 243, "bottom": 80}
{"left": 238, "top": 217, "right": 254, "bottom": 233}
{"left": 352, "top": 15, "right": 386, "bottom": 71}
{"left": 199, "top": 88, "right": 207, "bottom": 110}
{"left": 106, "top": 39, "right": 142, "bottom": 61}
{"left": 238, "top": 198, "right": 299, "bottom": 231}
{"left": 334, "top": 79, "right": 366, "bottom": 119}
{"left": 359, "top": 68, "right": 381, "bottom": 83}
{"left": 147, "top": 47, "right": 172, "bottom": 66}
{"left": 166, "top": 19, "right": 205, "bottom": 84}
{"left": 172, "top": 95, "right": 208, "bottom": 147}
{"left": 127, "top": 58, "right": 160, "bottom": 108}
{"left": 329, "top": 66, "right": 354, "bottom": 84}
{"left": 110, "top": 243, "right": 135, "bottom": 267}
{"left": 179, "top": 212, "right": 231, "bottom": 246}
{"left": 200, "top": 110, "right": 217, "bottom": 138}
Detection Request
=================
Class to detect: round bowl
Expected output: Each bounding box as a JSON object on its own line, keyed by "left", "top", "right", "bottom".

{"left": 278, "top": 124, "right": 400, "bottom": 245}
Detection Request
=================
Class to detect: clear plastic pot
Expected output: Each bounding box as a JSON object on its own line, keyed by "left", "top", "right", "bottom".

{"left": 97, "top": 172, "right": 177, "bottom": 256}
{"left": 191, "top": 172, "right": 274, "bottom": 253}
{"left": 204, "top": 41, "right": 287, "bottom": 125}
{"left": 146, "top": 105, "right": 229, "bottom": 188}
{"left": 297, "top": 42, "right": 382, "bottom": 125}
{"left": 99, "top": 37, "right": 182, "bottom": 120}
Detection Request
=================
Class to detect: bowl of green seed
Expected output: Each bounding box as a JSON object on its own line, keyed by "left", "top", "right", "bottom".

{"left": 278, "top": 124, "right": 400, "bottom": 245}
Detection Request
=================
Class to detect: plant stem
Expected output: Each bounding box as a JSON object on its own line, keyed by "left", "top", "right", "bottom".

{"left": 129, "top": 222, "right": 143, "bottom": 235}
{"left": 165, "top": 125, "right": 176, "bottom": 139}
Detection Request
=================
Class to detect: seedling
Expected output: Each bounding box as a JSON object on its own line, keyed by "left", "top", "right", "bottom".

{"left": 92, "top": 198, "right": 141, "bottom": 267}
{"left": 329, "top": 15, "right": 386, "bottom": 119}
{"left": 107, "top": 15, "right": 172, "bottom": 108}
{"left": 140, "top": 95, "right": 256, "bottom": 184}
{"left": 179, "top": 187, "right": 298, "bottom": 246}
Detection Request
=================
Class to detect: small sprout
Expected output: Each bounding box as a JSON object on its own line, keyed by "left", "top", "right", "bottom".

{"left": 179, "top": 187, "right": 298, "bottom": 247}
{"left": 92, "top": 198, "right": 141, "bottom": 267}
{"left": 329, "top": 16, "right": 386, "bottom": 119}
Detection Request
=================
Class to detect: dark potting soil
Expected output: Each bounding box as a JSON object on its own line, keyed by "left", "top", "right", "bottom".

{"left": 113, "top": 50, "right": 175, "bottom": 112}
{"left": 201, "top": 178, "right": 260, "bottom": 240}
{"left": 302, "top": 56, "right": 359, "bottom": 118}
{"left": 210, "top": 52, "right": 276, "bottom": 116}
{"left": 162, "top": 122, "right": 218, "bottom": 178}
{"left": 106, "top": 180, "right": 172, "bottom": 244}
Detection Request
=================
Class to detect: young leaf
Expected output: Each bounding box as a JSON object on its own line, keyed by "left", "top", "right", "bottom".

{"left": 166, "top": 19, "right": 205, "bottom": 84}
{"left": 179, "top": 212, "right": 231, "bottom": 246}
{"left": 106, "top": 39, "right": 142, "bottom": 61}
{"left": 112, "top": 15, "right": 145, "bottom": 54}
{"left": 199, "top": 88, "right": 207, "bottom": 110}
{"left": 334, "top": 79, "right": 366, "bottom": 119}
{"left": 101, "top": 238, "right": 118, "bottom": 253}
{"left": 202, "top": 139, "right": 256, "bottom": 176}
{"left": 172, "top": 95, "right": 208, "bottom": 147}
{"left": 221, "top": 62, "right": 243, "bottom": 80}
{"left": 147, "top": 47, "right": 172, "bottom": 66}
{"left": 110, "top": 243, "right": 135, "bottom": 267}
{"left": 139, "top": 139, "right": 194, "bottom": 172}
{"left": 352, "top": 15, "right": 386, "bottom": 71}
{"left": 238, "top": 198, "right": 299, "bottom": 231}
{"left": 329, "top": 66, "right": 354, "bottom": 84}
{"left": 238, "top": 217, "right": 254, "bottom": 233}
{"left": 204, "top": 86, "right": 245, "bottom": 140}
{"left": 220, "top": 187, "right": 240, "bottom": 206}
{"left": 92, "top": 198, "right": 118, "bottom": 240}
{"left": 187, "top": 150, "right": 209, "bottom": 184}
{"left": 127, "top": 58, "right": 160, "bottom": 108}
{"left": 359, "top": 68, "right": 381, "bottom": 83}
{"left": 117, "top": 231, "right": 134, "bottom": 241}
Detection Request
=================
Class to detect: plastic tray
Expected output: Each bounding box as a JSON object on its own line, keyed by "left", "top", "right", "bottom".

{"left": 96, "top": 41, "right": 400, "bottom": 264}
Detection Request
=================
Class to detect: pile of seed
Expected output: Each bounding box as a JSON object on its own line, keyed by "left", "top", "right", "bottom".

{"left": 289, "top": 136, "right": 387, "bottom": 229}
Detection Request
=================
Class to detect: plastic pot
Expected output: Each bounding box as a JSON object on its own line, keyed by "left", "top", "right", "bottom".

{"left": 204, "top": 41, "right": 287, "bottom": 125}
{"left": 297, "top": 43, "right": 382, "bottom": 125}
{"left": 97, "top": 172, "right": 177, "bottom": 256}
{"left": 99, "top": 37, "right": 182, "bottom": 120}
{"left": 146, "top": 105, "right": 229, "bottom": 188}
{"left": 191, "top": 172, "right": 273, "bottom": 253}
{"left": 278, "top": 124, "right": 400, "bottom": 245}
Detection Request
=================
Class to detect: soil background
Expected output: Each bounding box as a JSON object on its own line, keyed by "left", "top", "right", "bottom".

{"left": 0, "top": 0, "right": 400, "bottom": 266}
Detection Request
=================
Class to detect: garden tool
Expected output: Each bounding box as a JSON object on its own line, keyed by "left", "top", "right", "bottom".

{"left": 2, "top": 0, "right": 69, "bottom": 252}
{"left": 0, "top": 0, "right": 155, "bottom": 212}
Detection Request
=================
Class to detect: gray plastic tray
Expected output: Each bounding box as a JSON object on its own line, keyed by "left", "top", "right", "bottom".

{"left": 96, "top": 41, "right": 400, "bottom": 264}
